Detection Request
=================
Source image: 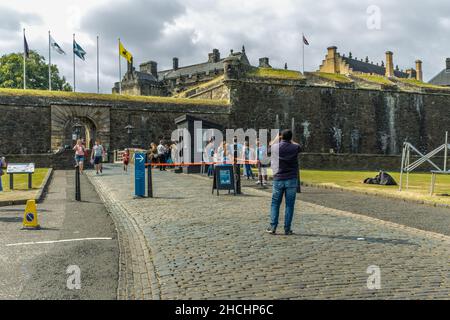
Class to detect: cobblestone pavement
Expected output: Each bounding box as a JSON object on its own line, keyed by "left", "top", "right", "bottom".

{"left": 88, "top": 165, "right": 450, "bottom": 300}
{"left": 242, "top": 179, "right": 450, "bottom": 236}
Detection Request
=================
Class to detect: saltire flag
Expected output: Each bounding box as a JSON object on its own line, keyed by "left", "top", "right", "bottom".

{"left": 119, "top": 40, "right": 133, "bottom": 63}
{"left": 73, "top": 40, "right": 86, "bottom": 61}
{"left": 50, "top": 36, "right": 66, "bottom": 55}
{"left": 302, "top": 34, "right": 309, "bottom": 46}
{"left": 24, "top": 34, "right": 30, "bottom": 58}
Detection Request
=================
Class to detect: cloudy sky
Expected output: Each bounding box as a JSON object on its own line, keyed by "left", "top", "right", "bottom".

{"left": 1, "top": 0, "right": 449, "bottom": 93}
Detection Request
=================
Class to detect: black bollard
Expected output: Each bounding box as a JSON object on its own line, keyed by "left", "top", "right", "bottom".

{"left": 147, "top": 159, "right": 153, "bottom": 198}
{"left": 234, "top": 138, "right": 241, "bottom": 195}
{"left": 75, "top": 165, "right": 81, "bottom": 201}
{"left": 257, "top": 160, "right": 263, "bottom": 187}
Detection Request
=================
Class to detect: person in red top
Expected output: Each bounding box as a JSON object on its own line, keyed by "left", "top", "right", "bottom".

{"left": 123, "top": 149, "right": 130, "bottom": 172}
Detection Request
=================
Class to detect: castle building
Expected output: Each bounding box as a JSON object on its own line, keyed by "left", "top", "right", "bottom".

{"left": 318, "top": 46, "right": 423, "bottom": 80}
{"left": 428, "top": 58, "right": 450, "bottom": 86}
{"left": 113, "top": 47, "right": 253, "bottom": 96}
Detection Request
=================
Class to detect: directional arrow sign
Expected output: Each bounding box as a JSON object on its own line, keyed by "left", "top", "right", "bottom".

{"left": 136, "top": 154, "right": 144, "bottom": 162}
{"left": 134, "top": 153, "right": 146, "bottom": 197}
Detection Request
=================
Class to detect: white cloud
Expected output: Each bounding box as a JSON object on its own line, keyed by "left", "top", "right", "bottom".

{"left": 0, "top": 0, "right": 449, "bottom": 92}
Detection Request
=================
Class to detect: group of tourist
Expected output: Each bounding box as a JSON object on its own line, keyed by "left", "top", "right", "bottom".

{"left": 71, "top": 129, "right": 301, "bottom": 236}
{"left": 204, "top": 130, "right": 302, "bottom": 236}
{"left": 203, "top": 138, "right": 269, "bottom": 185}
{"left": 73, "top": 138, "right": 106, "bottom": 175}
{"left": 146, "top": 140, "right": 177, "bottom": 171}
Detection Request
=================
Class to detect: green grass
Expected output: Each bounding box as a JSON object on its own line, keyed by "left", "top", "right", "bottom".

{"left": 251, "top": 169, "right": 450, "bottom": 206}
{"left": 312, "top": 72, "right": 353, "bottom": 83}
{"left": 1, "top": 168, "right": 49, "bottom": 191}
{"left": 352, "top": 74, "right": 394, "bottom": 86}
{"left": 247, "top": 68, "right": 303, "bottom": 80}
{"left": 395, "top": 78, "right": 449, "bottom": 90}
{"left": 175, "top": 75, "right": 225, "bottom": 98}
{"left": 0, "top": 88, "right": 229, "bottom": 106}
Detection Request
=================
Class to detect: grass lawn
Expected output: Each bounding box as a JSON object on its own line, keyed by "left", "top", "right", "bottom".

{"left": 0, "top": 168, "right": 50, "bottom": 202}
{"left": 312, "top": 72, "right": 353, "bottom": 83}
{"left": 252, "top": 168, "right": 450, "bottom": 206}
{"left": 352, "top": 74, "right": 394, "bottom": 86}
{"left": 247, "top": 68, "right": 303, "bottom": 80}
{"left": 0, "top": 88, "right": 229, "bottom": 107}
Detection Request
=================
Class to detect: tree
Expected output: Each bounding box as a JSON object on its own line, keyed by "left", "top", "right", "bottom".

{"left": 0, "top": 50, "right": 72, "bottom": 91}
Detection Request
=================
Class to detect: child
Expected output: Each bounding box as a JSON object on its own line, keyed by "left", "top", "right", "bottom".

{"left": 123, "top": 149, "right": 130, "bottom": 172}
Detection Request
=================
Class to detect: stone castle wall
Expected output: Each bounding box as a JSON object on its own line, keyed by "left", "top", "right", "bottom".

{"left": 1, "top": 78, "right": 450, "bottom": 170}
{"left": 227, "top": 79, "right": 450, "bottom": 155}
{"left": 0, "top": 94, "right": 229, "bottom": 156}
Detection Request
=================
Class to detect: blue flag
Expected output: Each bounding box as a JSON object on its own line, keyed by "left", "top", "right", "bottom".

{"left": 73, "top": 40, "right": 86, "bottom": 61}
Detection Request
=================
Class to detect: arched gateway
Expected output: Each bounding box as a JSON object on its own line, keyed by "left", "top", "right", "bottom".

{"left": 51, "top": 105, "right": 110, "bottom": 152}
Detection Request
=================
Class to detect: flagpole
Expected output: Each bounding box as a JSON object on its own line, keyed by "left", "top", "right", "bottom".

{"left": 118, "top": 38, "right": 122, "bottom": 95}
{"left": 23, "top": 28, "right": 26, "bottom": 90}
{"left": 302, "top": 33, "right": 305, "bottom": 74}
{"left": 73, "top": 34, "right": 76, "bottom": 92}
{"left": 48, "top": 31, "right": 51, "bottom": 91}
{"left": 97, "top": 35, "right": 100, "bottom": 94}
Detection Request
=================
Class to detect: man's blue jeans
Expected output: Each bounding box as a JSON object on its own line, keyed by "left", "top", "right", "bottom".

{"left": 270, "top": 178, "right": 298, "bottom": 232}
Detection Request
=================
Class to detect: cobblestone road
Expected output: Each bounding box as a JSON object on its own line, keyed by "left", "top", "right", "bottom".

{"left": 88, "top": 165, "right": 450, "bottom": 300}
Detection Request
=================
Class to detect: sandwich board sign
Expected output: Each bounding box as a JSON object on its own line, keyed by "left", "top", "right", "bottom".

{"left": 212, "top": 165, "right": 236, "bottom": 195}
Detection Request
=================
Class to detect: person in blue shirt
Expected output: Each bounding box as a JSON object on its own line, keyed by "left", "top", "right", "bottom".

{"left": 266, "top": 130, "right": 301, "bottom": 236}
{"left": 243, "top": 141, "right": 255, "bottom": 179}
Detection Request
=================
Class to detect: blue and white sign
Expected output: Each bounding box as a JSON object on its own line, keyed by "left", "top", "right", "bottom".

{"left": 134, "top": 152, "right": 146, "bottom": 197}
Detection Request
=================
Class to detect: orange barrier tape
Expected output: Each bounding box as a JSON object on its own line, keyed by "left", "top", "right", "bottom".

{"left": 145, "top": 160, "right": 259, "bottom": 167}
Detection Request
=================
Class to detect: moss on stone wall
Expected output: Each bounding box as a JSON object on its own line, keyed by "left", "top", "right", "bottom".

{"left": 394, "top": 78, "right": 449, "bottom": 90}
{"left": 246, "top": 68, "right": 303, "bottom": 80}
{"left": 352, "top": 74, "right": 394, "bottom": 86}
{"left": 312, "top": 72, "right": 353, "bottom": 83}
{"left": 0, "top": 88, "right": 229, "bottom": 106}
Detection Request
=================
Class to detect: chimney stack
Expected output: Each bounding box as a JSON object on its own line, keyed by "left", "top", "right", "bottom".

{"left": 326, "top": 46, "right": 338, "bottom": 73}
{"left": 259, "top": 57, "right": 271, "bottom": 68}
{"left": 173, "top": 57, "right": 179, "bottom": 70}
{"left": 140, "top": 61, "right": 158, "bottom": 78}
{"left": 385, "top": 51, "right": 394, "bottom": 78}
{"left": 208, "top": 49, "right": 220, "bottom": 63}
{"left": 446, "top": 58, "right": 450, "bottom": 71}
{"left": 415, "top": 60, "right": 423, "bottom": 81}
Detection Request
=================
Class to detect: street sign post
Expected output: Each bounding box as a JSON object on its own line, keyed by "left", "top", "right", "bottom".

{"left": 134, "top": 152, "right": 146, "bottom": 197}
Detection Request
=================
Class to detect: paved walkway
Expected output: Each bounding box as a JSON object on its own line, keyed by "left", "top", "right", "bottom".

{"left": 0, "top": 170, "right": 118, "bottom": 300}
{"left": 88, "top": 165, "right": 450, "bottom": 300}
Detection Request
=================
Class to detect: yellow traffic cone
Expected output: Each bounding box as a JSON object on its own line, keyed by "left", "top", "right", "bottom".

{"left": 22, "top": 200, "right": 40, "bottom": 230}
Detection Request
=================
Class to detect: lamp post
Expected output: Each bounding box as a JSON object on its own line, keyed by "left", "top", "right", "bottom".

{"left": 72, "top": 118, "right": 83, "bottom": 142}
{"left": 72, "top": 118, "right": 83, "bottom": 202}
{"left": 125, "top": 124, "right": 134, "bottom": 148}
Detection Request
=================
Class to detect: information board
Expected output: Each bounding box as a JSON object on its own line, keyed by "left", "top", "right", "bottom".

{"left": 212, "top": 165, "right": 236, "bottom": 195}
{"left": 134, "top": 153, "right": 146, "bottom": 197}
{"left": 7, "top": 163, "right": 35, "bottom": 174}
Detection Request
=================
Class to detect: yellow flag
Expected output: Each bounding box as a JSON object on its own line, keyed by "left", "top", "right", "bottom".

{"left": 119, "top": 41, "right": 133, "bottom": 63}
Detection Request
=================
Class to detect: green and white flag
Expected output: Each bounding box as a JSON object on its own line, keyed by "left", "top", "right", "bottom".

{"left": 50, "top": 36, "right": 65, "bottom": 55}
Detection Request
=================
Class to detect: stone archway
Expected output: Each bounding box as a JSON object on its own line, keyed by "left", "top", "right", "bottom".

{"left": 51, "top": 105, "right": 110, "bottom": 152}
